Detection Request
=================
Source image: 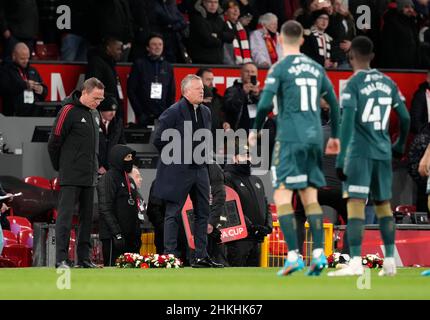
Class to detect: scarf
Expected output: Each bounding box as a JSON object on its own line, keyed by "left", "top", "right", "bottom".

{"left": 226, "top": 20, "right": 252, "bottom": 65}
{"left": 264, "top": 32, "right": 279, "bottom": 64}
{"left": 310, "top": 26, "right": 332, "bottom": 60}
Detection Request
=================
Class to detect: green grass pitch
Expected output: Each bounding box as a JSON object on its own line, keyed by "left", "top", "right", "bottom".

{"left": 0, "top": 267, "right": 429, "bottom": 300}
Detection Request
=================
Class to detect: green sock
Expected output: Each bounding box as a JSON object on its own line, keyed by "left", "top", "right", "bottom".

{"left": 378, "top": 216, "right": 396, "bottom": 257}
{"left": 278, "top": 214, "right": 299, "bottom": 251}
{"left": 347, "top": 218, "right": 364, "bottom": 257}
{"left": 307, "top": 214, "right": 324, "bottom": 249}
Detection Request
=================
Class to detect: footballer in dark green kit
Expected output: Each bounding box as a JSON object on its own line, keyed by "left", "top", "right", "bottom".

{"left": 328, "top": 36, "right": 410, "bottom": 277}
{"left": 250, "top": 20, "right": 340, "bottom": 277}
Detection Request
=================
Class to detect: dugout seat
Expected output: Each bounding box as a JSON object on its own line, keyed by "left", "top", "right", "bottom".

{"left": 19, "top": 229, "right": 34, "bottom": 249}
{"left": 1, "top": 244, "right": 32, "bottom": 267}
{"left": 7, "top": 216, "right": 32, "bottom": 238}
{"left": 24, "top": 176, "right": 52, "bottom": 190}
{"left": 1, "top": 230, "right": 18, "bottom": 246}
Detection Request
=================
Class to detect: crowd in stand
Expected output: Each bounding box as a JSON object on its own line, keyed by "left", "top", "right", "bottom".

{"left": 0, "top": 0, "right": 429, "bottom": 69}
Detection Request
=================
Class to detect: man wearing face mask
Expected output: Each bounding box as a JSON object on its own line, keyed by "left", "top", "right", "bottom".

{"left": 128, "top": 33, "right": 176, "bottom": 127}
{"left": 97, "top": 144, "right": 140, "bottom": 266}
{"left": 224, "top": 142, "right": 272, "bottom": 267}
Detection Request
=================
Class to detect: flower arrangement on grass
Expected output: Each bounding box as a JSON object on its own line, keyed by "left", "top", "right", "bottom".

{"left": 115, "top": 253, "right": 183, "bottom": 269}
{"left": 327, "top": 252, "right": 384, "bottom": 269}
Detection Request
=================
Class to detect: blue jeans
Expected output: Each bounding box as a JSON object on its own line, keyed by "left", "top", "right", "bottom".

{"left": 61, "top": 34, "right": 88, "bottom": 62}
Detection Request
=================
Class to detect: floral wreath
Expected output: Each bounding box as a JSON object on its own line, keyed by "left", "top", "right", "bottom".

{"left": 327, "top": 252, "right": 384, "bottom": 269}
{"left": 116, "top": 253, "right": 183, "bottom": 269}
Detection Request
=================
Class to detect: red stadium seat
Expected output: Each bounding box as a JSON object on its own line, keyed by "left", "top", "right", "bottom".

{"left": 395, "top": 205, "right": 416, "bottom": 214}
{"left": 7, "top": 216, "right": 32, "bottom": 238}
{"left": 1, "top": 230, "right": 18, "bottom": 246}
{"left": 33, "top": 42, "right": 59, "bottom": 60}
{"left": 19, "top": 229, "right": 34, "bottom": 249}
{"left": 24, "top": 176, "right": 52, "bottom": 190}
{"left": 0, "top": 257, "right": 18, "bottom": 268}
{"left": 1, "top": 244, "right": 32, "bottom": 267}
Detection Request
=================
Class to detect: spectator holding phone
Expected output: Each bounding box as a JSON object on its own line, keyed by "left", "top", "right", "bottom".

{"left": 223, "top": 62, "right": 260, "bottom": 133}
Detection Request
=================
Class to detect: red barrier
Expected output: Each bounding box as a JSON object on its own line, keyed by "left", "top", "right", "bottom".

{"left": 31, "top": 62, "right": 426, "bottom": 123}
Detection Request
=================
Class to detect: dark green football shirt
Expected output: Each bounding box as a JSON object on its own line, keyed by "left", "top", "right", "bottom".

{"left": 262, "top": 54, "right": 337, "bottom": 145}
{"left": 341, "top": 69, "right": 404, "bottom": 160}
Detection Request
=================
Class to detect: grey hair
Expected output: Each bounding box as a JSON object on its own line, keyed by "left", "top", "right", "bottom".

{"left": 181, "top": 74, "right": 202, "bottom": 95}
{"left": 258, "top": 13, "right": 278, "bottom": 27}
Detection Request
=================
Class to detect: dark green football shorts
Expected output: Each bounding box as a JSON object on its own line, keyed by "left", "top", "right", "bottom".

{"left": 343, "top": 157, "right": 392, "bottom": 201}
{"left": 271, "top": 141, "right": 326, "bottom": 190}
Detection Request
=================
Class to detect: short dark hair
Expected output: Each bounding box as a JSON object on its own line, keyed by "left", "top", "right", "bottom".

{"left": 82, "top": 77, "right": 105, "bottom": 92}
{"left": 280, "top": 20, "right": 303, "bottom": 44}
{"left": 102, "top": 36, "right": 122, "bottom": 48}
{"left": 146, "top": 32, "right": 164, "bottom": 46}
{"left": 350, "top": 36, "right": 374, "bottom": 59}
{"left": 196, "top": 68, "right": 213, "bottom": 77}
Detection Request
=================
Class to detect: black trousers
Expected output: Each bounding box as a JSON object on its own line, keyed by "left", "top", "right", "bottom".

{"left": 55, "top": 186, "right": 94, "bottom": 263}
{"left": 164, "top": 168, "right": 210, "bottom": 260}
{"left": 226, "top": 239, "right": 260, "bottom": 267}
{"left": 294, "top": 188, "right": 349, "bottom": 254}
{"left": 101, "top": 237, "right": 139, "bottom": 266}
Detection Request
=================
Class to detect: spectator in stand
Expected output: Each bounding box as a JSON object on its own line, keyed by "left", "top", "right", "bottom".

{"left": 59, "top": 0, "right": 90, "bottom": 62}
{"left": 380, "top": 0, "right": 420, "bottom": 69}
{"left": 196, "top": 68, "right": 225, "bottom": 138}
{"left": 294, "top": 0, "right": 331, "bottom": 29}
{"left": 0, "top": 42, "right": 48, "bottom": 116}
{"left": 348, "top": 0, "right": 389, "bottom": 67}
{"left": 257, "top": 0, "right": 301, "bottom": 25}
{"left": 326, "top": 0, "right": 356, "bottom": 68}
{"left": 223, "top": 0, "right": 253, "bottom": 65}
{"left": 128, "top": 0, "right": 153, "bottom": 61}
{"left": 127, "top": 34, "right": 175, "bottom": 127}
{"left": 223, "top": 62, "right": 260, "bottom": 133}
{"left": 249, "top": 13, "right": 283, "bottom": 68}
{"left": 236, "top": 0, "right": 259, "bottom": 31}
{"left": 0, "top": 0, "right": 39, "bottom": 59}
{"left": 301, "top": 9, "right": 338, "bottom": 68}
{"left": 89, "top": 0, "right": 134, "bottom": 62}
{"left": 189, "top": 0, "right": 234, "bottom": 64}
{"left": 151, "top": 0, "right": 190, "bottom": 63}
{"left": 97, "top": 95, "right": 126, "bottom": 175}
{"left": 86, "top": 37, "right": 124, "bottom": 119}
{"left": 410, "top": 71, "right": 430, "bottom": 134}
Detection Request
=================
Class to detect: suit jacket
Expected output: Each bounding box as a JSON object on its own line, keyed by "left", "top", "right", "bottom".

{"left": 152, "top": 97, "right": 212, "bottom": 203}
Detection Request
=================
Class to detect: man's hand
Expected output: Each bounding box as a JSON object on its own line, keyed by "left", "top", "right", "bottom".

{"left": 98, "top": 166, "right": 107, "bottom": 175}
{"left": 243, "top": 83, "right": 253, "bottom": 94}
{"left": 1, "top": 203, "right": 9, "bottom": 213}
{"left": 250, "top": 84, "right": 261, "bottom": 96}
{"left": 392, "top": 142, "right": 404, "bottom": 160}
{"left": 223, "top": 122, "right": 231, "bottom": 131}
{"left": 207, "top": 224, "right": 214, "bottom": 234}
{"left": 325, "top": 138, "right": 340, "bottom": 155}
{"left": 248, "top": 131, "right": 258, "bottom": 147}
{"left": 419, "top": 155, "right": 430, "bottom": 177}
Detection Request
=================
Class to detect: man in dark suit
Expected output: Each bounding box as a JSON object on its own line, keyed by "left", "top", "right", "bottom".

{"left": 153, "top": 74, "right": 223, "bottom": 268}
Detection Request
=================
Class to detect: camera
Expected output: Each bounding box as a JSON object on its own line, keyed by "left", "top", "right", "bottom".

{"left": 250, "top": 75, "right": 257, "bottom": 86}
